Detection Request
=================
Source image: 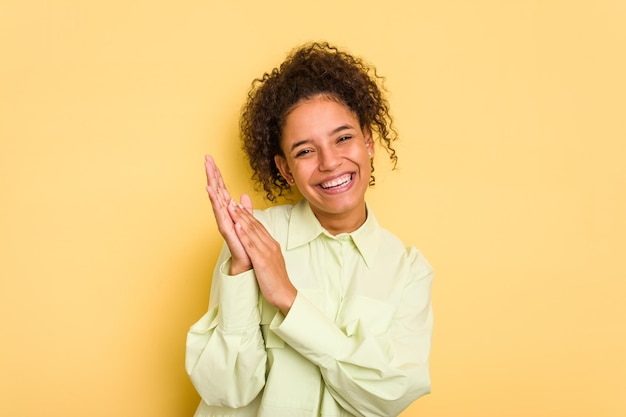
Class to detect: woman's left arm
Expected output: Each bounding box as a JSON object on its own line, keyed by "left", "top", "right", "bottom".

{"left": 227, "top": 204, "right": 433, "bottom": 416}
{"left": 271, "top": 248, "right": 434, "bottom": 417}
{"left": 227, "top": 203, "right": 297, "bottom": 315}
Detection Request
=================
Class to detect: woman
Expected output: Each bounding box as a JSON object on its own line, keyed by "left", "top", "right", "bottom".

{"left": 186, "top": 42, "right": 433, "bottom": 417}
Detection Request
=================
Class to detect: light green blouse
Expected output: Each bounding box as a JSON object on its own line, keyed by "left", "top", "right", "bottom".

{"left": 186, "top": 200, "right": 433, "bottom": 417}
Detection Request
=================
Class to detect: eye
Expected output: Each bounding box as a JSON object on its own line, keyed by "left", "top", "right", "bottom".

{"left": 295, "top": 148, "right": 312, "bottom": 158}
{"left": 337, "top": 135, "right": 352, "bottom": 143}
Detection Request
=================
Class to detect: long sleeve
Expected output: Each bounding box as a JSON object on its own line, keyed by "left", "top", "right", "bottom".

{"left": 270, "top": 247, "right": 433, "bottom": 417}
{"left": 185, "top": 244, "right": 267, "bottom": 408}
{"left": 186, "top": 202, "right": 433, "bottom": 417}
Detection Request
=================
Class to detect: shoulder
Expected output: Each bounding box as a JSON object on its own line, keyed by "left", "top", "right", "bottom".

{"left": 252, "top": 204, "right": 294, "bottom": 232}
{"left": 377, "top": 226, "right": 406, "bottom": 253}
{"left": 376, "top": 225, "right": 433, "bottom": 280}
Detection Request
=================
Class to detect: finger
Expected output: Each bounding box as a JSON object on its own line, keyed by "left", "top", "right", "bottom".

{"left": 212, "top": 159, "right": 233, "bottom": 205}
{"left": 205, "top": 156, "right": 237, "bottom": 230}
{"left": 206, "top": 182, "right": 226, "bottom": 212}
{"left": 231, "top": 204, "right": 273, "bottom": 245}
{"left": 240, "top": 193, "right": 253, "bottom": 214}
{"left": 232, "top": 209, "right": 283, "bottom": 277}
{"left": 204, "top": 155, "right": 220, "bottom": 192}
{"left": 204, "top": 154, "right": 215, "bottom": 185}
{"left": 205, "top": 155, "right": 232, "bottom": 207}
{"left": 234, "top": 221, "right": 270, "bottom": 258}
{"left": 205, "top": 157, "right": 222, "bottom": 205}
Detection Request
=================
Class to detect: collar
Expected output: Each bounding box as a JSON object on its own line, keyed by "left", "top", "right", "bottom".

{"left": 286, "top": 199, "right": 380, "bottom": 268}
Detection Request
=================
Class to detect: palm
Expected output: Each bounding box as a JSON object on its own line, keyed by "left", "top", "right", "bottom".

{"left": 204, "top": 155, "right": 253, "bottom": 273}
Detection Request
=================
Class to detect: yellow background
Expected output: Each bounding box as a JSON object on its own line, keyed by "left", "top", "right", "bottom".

{"left": 1, "top": 1, "right": 624, "bottom": 416}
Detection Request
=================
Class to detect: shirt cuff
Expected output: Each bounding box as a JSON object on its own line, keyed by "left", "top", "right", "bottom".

{"left": 269, "top": 292, "right": 346, "bottom": 367}
{"left": 217, "top": 258, "right": 260, "bottom": 332}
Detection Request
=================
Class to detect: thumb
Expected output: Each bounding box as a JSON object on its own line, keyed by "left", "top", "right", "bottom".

{"left": 240, "top": 193, "right": 253, "bottom": 214}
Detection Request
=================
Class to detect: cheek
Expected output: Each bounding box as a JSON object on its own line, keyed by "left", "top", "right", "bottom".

{"left": 290, "top": 161, "right": 313, "bottom": 180}
{"left": 353, "top": 147, "right": 371, "bottom": 162}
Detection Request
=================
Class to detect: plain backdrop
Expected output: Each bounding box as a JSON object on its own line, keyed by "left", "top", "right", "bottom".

{"left": 1, "top": 1, "right": 625, "bottom": 416}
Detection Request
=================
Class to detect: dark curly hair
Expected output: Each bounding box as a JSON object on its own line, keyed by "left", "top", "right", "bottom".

{"left": 240, "top": 42, "right": 398, "bottom": 201}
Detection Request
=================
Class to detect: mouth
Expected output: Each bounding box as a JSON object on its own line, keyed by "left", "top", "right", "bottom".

{"left": 319, "top": 173, "right": 353, "bottom": 190}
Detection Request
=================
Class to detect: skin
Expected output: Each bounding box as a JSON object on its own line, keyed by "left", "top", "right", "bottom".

{"left": 274, "top": 95, "right": 375, "bottom": 235}
{"left": 205, "top": 155, "right": 296, "bottom": 315}
{"left": 205, "top": 95, "right": 374, "bottom": 315}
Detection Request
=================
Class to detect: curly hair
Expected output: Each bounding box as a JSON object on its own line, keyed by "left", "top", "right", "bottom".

{"left": 240, "top": 42, "right": 398, "bottom": 201}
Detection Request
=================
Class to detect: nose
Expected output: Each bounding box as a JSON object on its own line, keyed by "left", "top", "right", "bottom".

{"left": 318, "top": 148, "right": 341, "bottom": 171}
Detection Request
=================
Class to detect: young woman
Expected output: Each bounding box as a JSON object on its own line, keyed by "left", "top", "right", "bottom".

{"left": 186, "top": 42, "right": 433, "bottom": 417}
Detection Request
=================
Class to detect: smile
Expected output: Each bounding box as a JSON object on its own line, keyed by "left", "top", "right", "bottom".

{"left": 319, "top": 174, "right": 353, "bottom": 189}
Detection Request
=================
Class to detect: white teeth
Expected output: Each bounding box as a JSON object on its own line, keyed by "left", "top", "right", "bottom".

{"left": 320, "top": 174, "right": 352, "bottom": 189}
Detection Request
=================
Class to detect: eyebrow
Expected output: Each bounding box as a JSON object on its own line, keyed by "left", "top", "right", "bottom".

{"left": 289, "top": 124, "right": 356, "bottom": 152}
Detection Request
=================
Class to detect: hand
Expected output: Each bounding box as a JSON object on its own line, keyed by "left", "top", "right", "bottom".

{"left": 204, "top": 155, "right": 253, "bottom": 275}
{"left": 228, "top": 203, "right": 297, "bottom": 315}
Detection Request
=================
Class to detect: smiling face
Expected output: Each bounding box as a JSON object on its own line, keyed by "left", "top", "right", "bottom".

{"left": 274, "top": 95, "right": 375, "bottom": 234}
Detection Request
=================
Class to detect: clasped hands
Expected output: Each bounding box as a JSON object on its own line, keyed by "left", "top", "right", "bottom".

{"left": 205, "top": 155, "right": 296, "bottom": 315}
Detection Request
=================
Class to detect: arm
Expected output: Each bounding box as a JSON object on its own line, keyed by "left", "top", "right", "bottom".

{"left": 270, "top": 249, "right": 434, "bottom": 417}
{"left": 204, "top": 155, "right": 296, "bottom": 313}
{"left": 185, "top": 244, "right": 267, "bottom": 407}
{"left": 228, "top": 203, "right": 297, "bottom": 315}
{"left": 203, "top": 154, "right": 253, "bottom": 275}
{"left": 185, "top": 155, "right": 268, "bottom": 407}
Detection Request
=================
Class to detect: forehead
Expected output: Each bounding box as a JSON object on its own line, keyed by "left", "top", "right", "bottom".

{"left": 282, "top": 96, "right": 359, "bottom": 138}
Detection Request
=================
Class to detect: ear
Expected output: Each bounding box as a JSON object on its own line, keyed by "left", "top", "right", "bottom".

{"left": 364, "top": 128, "right": 375, "bottom": 158}
{"left": 274, "top": 154, "right": 293, "bottom": 184}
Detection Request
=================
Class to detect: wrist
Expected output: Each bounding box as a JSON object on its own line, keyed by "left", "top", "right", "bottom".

{"left": 276, "top": 287, "right": 297, "bottom": 316}
{"left": 229, "top": 259, "right": 252, "bottom": 276}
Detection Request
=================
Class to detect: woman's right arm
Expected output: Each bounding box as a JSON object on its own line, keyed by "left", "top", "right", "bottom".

{"left": 185, "top": 156, "right": 266, "bottom": 407}
{"left": 185, "top": 244, "right": 267, "bottom": 407}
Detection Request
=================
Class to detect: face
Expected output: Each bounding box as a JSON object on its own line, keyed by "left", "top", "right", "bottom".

{"left": 274, "top": 95, "right": 374, "bottom": 233}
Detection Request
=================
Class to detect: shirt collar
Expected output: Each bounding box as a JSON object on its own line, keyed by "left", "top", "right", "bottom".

{"left": 286, "top": 199, "right": 380, "bottom": 268}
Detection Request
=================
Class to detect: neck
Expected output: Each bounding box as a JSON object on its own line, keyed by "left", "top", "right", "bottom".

{"left": 309, "top": 202, "right": 367, "bottom": 235}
